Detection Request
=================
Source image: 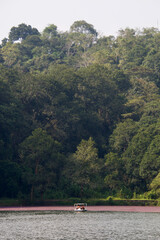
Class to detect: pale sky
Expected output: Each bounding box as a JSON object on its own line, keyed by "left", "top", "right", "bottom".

{"left": 1, "top": 0, "right": 160, "bottom": 41}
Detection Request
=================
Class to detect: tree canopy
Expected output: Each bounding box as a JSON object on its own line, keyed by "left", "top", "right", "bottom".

{"left": 1, "top": 22, "right": 160, "bottom": 200}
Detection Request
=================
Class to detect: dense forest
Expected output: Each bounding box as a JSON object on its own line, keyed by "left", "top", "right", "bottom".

{"left": 1, "top": 21, "right": 160, "bottom": 201}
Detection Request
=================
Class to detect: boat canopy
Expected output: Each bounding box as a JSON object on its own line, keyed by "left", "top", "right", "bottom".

{"left": 74, "top": 203, "right": 87, "bottom": 206}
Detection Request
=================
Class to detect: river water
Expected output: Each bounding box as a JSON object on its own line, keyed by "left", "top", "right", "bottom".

{"left": 0, "top": 210, "right": 160, "bottom": 240}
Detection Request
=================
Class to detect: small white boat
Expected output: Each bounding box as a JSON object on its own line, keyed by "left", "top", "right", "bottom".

{"left": 74, "top": 203, "right": 87, "bottom": 212}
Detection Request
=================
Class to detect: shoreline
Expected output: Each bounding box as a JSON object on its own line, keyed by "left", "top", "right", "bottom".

{"left": 1, "top": 205, "right": 160, "bottom": 212}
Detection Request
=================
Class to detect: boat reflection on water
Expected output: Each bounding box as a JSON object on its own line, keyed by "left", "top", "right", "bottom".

{"left": 74, "top": 203, "right": 87, "bottom": 212}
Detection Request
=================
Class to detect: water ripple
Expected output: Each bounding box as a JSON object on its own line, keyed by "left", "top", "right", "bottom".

{"left": 0, "top": 211, "right": 160, "bottom": 239}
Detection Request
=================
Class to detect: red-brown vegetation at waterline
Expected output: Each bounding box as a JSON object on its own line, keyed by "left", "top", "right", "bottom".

{"left": 1, "top": 206, "right": 160, "bottom": 212}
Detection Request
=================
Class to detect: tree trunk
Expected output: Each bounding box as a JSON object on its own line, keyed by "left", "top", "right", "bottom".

{"left": 31, "top": 185, "right": 34, "bottom": 202}
{"left": 30, "top": 159, "right": 39, "bottom": 202}
{"left": 80, "top": 184, "right": 83, "bottom": 200}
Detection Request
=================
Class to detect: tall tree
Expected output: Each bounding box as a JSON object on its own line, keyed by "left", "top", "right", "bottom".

{"left": 19, "top": 128, "right": 63, "bottom": 200}
{"left": 8, "top": 23, "right": 39, "bottom": 42}
{"left": 70, "top": 20, "right": 98, "bottom": 37}
{"left": 66, "top": 137, "right": 101, "bottom": 198}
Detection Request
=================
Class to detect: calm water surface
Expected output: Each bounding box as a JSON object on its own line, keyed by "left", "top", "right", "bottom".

{"left": 0, "top": 210, "right": 160, "bottom": 240}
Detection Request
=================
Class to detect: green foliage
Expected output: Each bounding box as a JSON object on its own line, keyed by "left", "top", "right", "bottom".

{"left": 70, "top": 20, "right": 98, "bottom": 37}
{"left": 2, "top": 22, "right": 160, "bottom": 200}
{"left": 140, "top": 135, "right": 160, "bottom": 183}
{"left": 0, "top": 161, "right": 21, "bottom": 198}
{"left": 150, "top": 173, "right": 160, "bottom": 191}
{"left": 8, "top": 23, "right": 39, "bottom": 42}
{"left": 65, "top": 137, "right": 102, "bottom": 198}
{"left": 104, "top": 152, "right": 125, "bottom": 194}
{"left": 19, "top": 128, "right": 64, "bottom": 200}
{"left": 109, "top": 119, "right": 138, "bottom": 154}
{"left": 42, "top": 24, "right": 58, "bottom": 39}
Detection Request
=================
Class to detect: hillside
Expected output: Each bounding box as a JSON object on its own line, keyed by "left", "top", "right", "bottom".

{"left": 1, "top": 22, "right": 160, "bottom": 200}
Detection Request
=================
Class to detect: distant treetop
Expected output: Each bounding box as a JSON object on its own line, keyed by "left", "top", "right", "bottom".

{"left": 70, "top": 20, "right": 98, "bottom": 36}
{"left": 8, "top": 23, "right": 40, "bottom": 42}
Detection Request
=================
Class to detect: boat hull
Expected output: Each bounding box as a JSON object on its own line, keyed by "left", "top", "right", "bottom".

{"left": 74, "top": 209, "right": 87, "bottom": 212}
